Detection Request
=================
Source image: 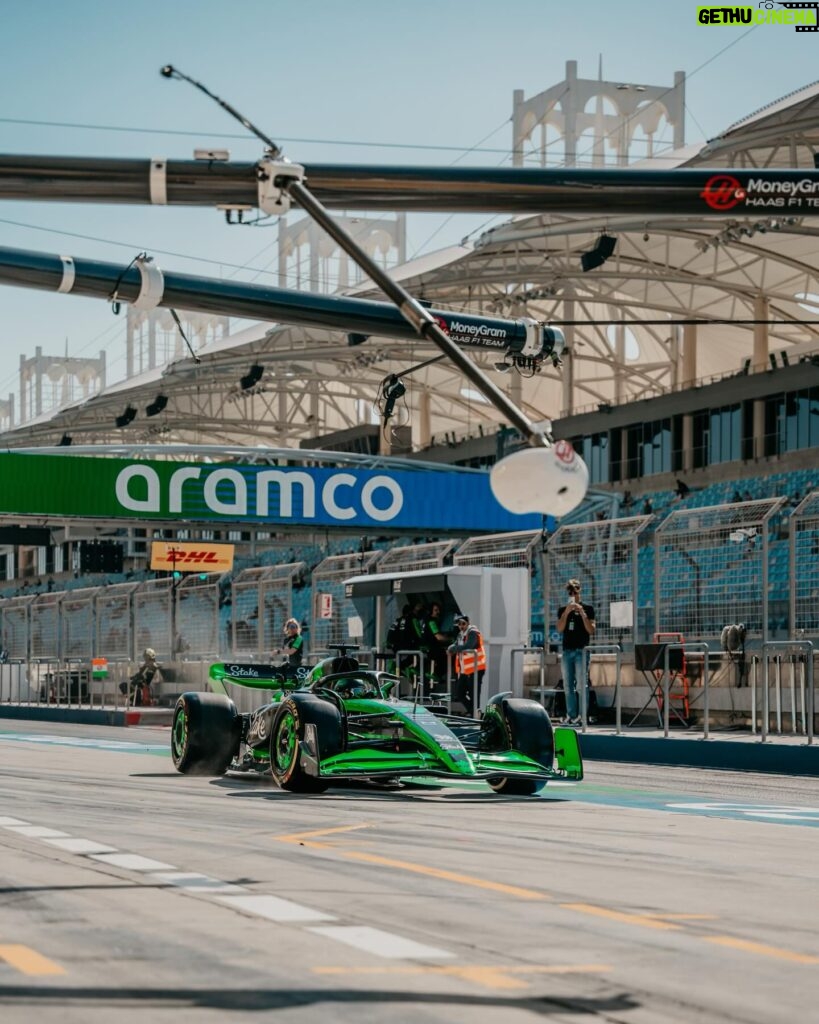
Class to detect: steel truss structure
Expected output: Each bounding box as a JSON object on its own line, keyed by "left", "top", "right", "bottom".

{"left": 2, "top": 82, "right": 819, "bottom": 451}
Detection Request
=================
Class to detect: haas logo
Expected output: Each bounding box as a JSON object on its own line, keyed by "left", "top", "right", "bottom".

{"left": 701, "top": 175, "right": 746, "bottom": 212}
{"left": 554, "top": 439, "right": 576, "bottom": 465}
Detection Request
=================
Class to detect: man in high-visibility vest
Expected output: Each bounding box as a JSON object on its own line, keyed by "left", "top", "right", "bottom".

{"left": 447, "top": 613, "right": 486, "bottom": 717}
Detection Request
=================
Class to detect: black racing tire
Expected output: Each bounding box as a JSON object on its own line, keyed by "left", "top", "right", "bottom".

{"left": 486, "top": 698, "right": 554, "bottom": 796}
{"left": 269, "top": 694, "right": 343, "bottom": 793}
{"left": 171, "top": 692, "right": 241, "bottom": 775}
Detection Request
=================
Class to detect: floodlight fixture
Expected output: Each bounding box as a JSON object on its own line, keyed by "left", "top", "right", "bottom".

{"left": 146, "top": 394, "right": 169, "bottom": 417}
{"left": 240, "top": 364, "right": 265, "bottom": 391}
{"left": 580, "top": 234, "right": 617, "bottom": 272}
{"left": 115, "top": 405, "right": 137, "bottom": 428}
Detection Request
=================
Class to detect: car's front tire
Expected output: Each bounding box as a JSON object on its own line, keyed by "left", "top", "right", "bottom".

{"left": 484, "top": 697, "right": 554, "bottom": 796}
{"left": 269, "top": 695, "right": 343, "bottom": 793}
{"left": 171, "top": 692, "right": 241, "bottom": 775}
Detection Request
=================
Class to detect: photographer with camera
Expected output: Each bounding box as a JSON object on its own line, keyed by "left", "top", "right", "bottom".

{"left": 556, "top": 579, "right": 595, "bottom": 725}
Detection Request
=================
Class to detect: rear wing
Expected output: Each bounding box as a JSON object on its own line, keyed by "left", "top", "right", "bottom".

{"left": 209, "top": 662, "right": 302, "bottom": 693}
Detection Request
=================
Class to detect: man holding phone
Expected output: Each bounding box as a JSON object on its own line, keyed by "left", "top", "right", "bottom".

{"left": 556, "top": 578, "right": 595, "bottom": 725}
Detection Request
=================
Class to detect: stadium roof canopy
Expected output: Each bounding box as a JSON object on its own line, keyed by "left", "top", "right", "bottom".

{"left": 5, "top": 81, "right": 819, "bottom": 449}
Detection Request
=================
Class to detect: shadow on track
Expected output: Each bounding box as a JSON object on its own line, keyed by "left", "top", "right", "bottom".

{"left": 0, "top": 984, "right": 640, "bottom": 1017}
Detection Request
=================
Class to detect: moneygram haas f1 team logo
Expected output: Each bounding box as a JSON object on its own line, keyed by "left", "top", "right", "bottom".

{"left": 554, "top": 439, "right": 576, "bottom": 465}
{"left": 701, "top": 174, "right": 746, "bottom": 211}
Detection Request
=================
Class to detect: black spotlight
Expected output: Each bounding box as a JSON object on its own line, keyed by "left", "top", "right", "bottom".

{"left": 581, "top": 234, "right": 617, "bottom": 272}
{"left": 240, "top": 364, "right": 264, "bottom": 391}
{"left": 115, "top": 405, "right": 137, "bottom": 428}
{"left": 146, "top": 394, "right": 169, "bottom": 417}
{"left": 58, "top": 433, "right": 72, "bottom": 447}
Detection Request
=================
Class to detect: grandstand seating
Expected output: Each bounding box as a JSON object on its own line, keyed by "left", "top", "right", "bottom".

{"left": 0, "top": 468, "right": 816, "bottom": 662}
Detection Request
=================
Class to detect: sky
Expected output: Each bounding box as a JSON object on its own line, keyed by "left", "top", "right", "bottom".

{"left": 1, "top": 0, "right": 818, "bottom": 413}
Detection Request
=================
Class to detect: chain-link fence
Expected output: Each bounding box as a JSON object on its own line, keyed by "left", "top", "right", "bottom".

{"left": 61, "top": 588, "right": 96, "bottom": 662}
{"left": 175, "top": 573, "right": 222, "bottom": 659}
{"left": 376, "top": 540, "right": 458, "bottom": 574}
{"left": 545, "top": 517, "right": 652, "bottom": 647}
{"left": 655, "top": 498, "right": 784, "bottom": 641}
{"left": 454, "top": 530, "right": 541, "bottom": 568}
{"left": 230, "top": 562, "right": 307, "bottom": 659}
{"left": 132, "top": 578, "right": 173, "bottom": 660}
{"left": 312, "top": 550, "right": 383, "bottom": 651}
{"left": 96, "top": 582, "right": 138, "bottom": 662}
{"left": 1, "top": 595, "right": 35, "bottom": 659}
{"left": 30, "top": 592, "right": 62, "bottom": 660}
{"left": 791, "top": 491, "right": 819, "bottom": 637}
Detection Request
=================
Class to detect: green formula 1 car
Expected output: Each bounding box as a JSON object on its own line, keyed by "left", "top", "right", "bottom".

{"left": 170, "top": 651, "right": 583, "bottom": 796}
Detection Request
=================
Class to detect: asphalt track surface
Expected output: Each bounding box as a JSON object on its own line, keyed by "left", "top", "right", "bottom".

{"left": 1, "top": 719, "right": 818, "bottom": 1023}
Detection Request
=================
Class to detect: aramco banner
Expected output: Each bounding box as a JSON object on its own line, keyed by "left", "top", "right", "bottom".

{"left": 0, "top": 453, "right": 551, "bottom": 532}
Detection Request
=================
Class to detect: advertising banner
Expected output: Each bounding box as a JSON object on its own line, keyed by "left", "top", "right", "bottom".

{"left": 150, "top": 541, "right": 235, "bottom": 572}
{"left": 0, "top": 453, "right": 552, "bottom": 532}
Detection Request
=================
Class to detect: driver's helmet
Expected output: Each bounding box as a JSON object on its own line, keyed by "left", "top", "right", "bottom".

{"left": 337, "top": 678, "right": 369, "bottom": 698}
{"left": 143, "top": 648, "right": 156, "bottom": 661}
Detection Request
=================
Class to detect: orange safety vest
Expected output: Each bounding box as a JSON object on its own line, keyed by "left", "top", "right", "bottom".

{"left": 456, "top": 628, "right": 486, "bottom": 675}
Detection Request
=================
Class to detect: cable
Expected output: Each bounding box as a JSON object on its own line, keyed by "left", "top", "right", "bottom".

{"left": 169, "top": 308, "right": 201, "bottom": 363}
{"left": 0, "top": 115, "right": 517, "bottom": 157}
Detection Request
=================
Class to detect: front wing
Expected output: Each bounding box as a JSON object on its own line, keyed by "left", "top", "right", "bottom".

{"left": 299, "top": 726, "right": 583, "bottom": 784}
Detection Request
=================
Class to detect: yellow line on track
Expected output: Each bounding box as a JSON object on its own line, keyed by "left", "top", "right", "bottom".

{"left": 313, "top": 963, "right": 612, "bottom": 990}
{"left": 561, "top": 903, "right": 683, "bottom": 931}
{"left": 706, "top": 935, "right": 819, "bottom": 964}
{"left": 337, "top": 848, "right": 549, "bottom": 900}
{"left": 276, "top": 823, "right": 548, "bottom": 899}
{"left": 276, "top": 823, "right": 373, "bottom": 844}
{"left": 642, "top": 913, "right": 717, "bottom": 921}
{"left": 0, "top": 945, "right": 66, "bottom": 976}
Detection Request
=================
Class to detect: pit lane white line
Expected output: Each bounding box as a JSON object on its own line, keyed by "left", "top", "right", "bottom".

{"left": 89, "top": 853, "right": 176, "bottom": 871}
{"left": 152, "top": 873, "right": 247, "bottom": 894}
{"left": 216, "top": 894, "right": 336, "bottom": 923}
{"left": 2, "top": 814, "right": 454, "bottom": 960}
{"left": 5, "top": 826, "right": 70, "bottom": 839}
{"left": 309, "top": 926, "right": 454, "bottom": 960}
{"left": 42, "top": 837, "right": 118, "bottom": 854}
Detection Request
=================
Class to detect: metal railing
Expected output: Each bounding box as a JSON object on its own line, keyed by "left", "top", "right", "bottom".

{"left": 587, "top": 643, "right": 623, "bottom": 734}
{"left": 755, "top": 640, "right": 815, "bottom": 745}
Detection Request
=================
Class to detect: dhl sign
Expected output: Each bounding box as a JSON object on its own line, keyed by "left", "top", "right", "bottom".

{"left": 150, "top": 541, "right": 235, "bottom": 572}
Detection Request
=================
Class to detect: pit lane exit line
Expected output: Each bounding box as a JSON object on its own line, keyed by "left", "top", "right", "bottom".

{"left": 0, "top": 945, "right": 65, "bottom": 976}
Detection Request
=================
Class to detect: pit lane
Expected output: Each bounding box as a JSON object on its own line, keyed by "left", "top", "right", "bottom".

{"left": 1, "top": 718, "right": 817, "bottom": 1024}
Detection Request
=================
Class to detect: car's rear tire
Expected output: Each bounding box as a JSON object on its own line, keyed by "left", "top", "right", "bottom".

{"left": 171, "top": 692, "right": 241, "bottom": 775}
{"left": 269, "top": 695, "right": 343, "bottom": 793}
{"left": 485, "top": 698, "right": 554, "bottom": 796}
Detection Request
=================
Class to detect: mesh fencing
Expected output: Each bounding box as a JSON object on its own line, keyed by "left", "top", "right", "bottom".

{"left": 61, "top": 588, "right": 96, "bottom": 661}
{"left": 454, "top": 530, "right": 541, "bottom": 568}
{"left": 655, "top": 499, "right": 784, "bottom": 641}
{"left": 1, "top": 596, "right": 35, "bottom": 659}
{"left": 133, "top": 579, "right": 173, "bottom": 660}
{"left": 545, "top": 516, "right": 651, "bottom": 647}
{"left": 230, "top": 563, "right": 306, "bottom": 659}
{"left": 96, "top": 582, "right": 138, "bottom": 662}
{"left": 791, "top": 490, "right": 819, "bottom": 636}
{"left": 311, "top": 550, "right": 383, "bottom": 651}
{"left": 376, "top": 541, "right": 457, "bottom": 573}
{"left": 30, "top": 593, "right": 62, "bottom": 660}
{"left": 175, "top": 574, "right": 222, "bottom": 659}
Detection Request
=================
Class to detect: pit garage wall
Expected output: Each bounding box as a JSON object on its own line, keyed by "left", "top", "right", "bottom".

{"left": 449, "top": 566, "right": 529, "bottom": 702}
